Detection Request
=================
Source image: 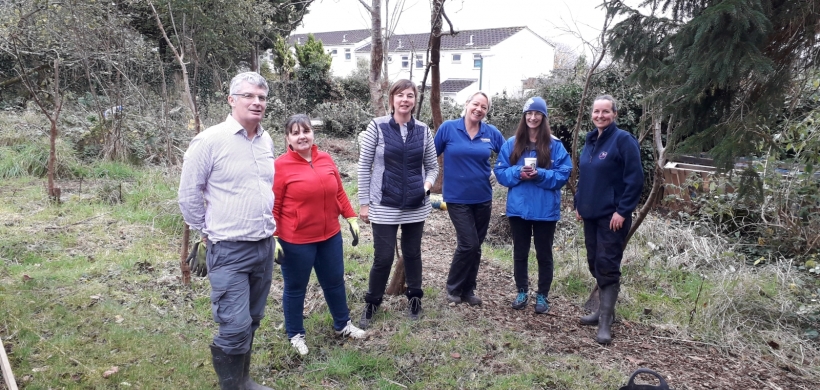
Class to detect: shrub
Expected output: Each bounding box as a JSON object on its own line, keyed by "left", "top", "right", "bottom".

{"left": 313, "top": 100, "right": 372, "bottom": 137}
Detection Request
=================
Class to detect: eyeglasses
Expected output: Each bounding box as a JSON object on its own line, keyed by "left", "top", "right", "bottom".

{"left": 526, "top": 111, "right": 544, "bottom": 118}
{"left": 232, "top": 93, "right": 267, "bottom": 102}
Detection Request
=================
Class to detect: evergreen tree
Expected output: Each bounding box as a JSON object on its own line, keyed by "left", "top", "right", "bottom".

{"left": 294, "top": 34, "right": 333, "bottom": 110}
{"left": 272, "top": 35, "right": 296, "bottom": 80}
{"left": 606, "top": 0, "right": 820, "bottom": 168}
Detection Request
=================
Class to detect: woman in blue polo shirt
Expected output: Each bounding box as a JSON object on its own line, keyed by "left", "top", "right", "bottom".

{"left": 435, "top": 91, "right": 505, "bottom": 306}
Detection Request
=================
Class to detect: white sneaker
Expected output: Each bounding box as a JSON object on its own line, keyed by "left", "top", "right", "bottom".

{"left": 290, "top": 334, "right": 308, "bottom": 355}
{"left": 335, "top": 320, "right": 367, "bottom": 339}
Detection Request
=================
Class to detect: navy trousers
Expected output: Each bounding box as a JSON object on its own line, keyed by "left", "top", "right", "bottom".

{"left": 279, "top": 232, "right": 351, "bottom": 338}
{"left": 582, "top": 215, "right": 632, "bottom": 288}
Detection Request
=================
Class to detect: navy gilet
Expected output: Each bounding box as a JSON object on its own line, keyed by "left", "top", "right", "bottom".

{"left": 380, "top": 117, "right": 425, "bottom": 209}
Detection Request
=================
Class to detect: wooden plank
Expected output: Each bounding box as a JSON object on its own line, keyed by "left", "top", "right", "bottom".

{"left": 0, "top": 335, "right": 18, "bottom": 390}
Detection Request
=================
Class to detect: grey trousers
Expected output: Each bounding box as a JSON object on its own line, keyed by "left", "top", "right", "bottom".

{"left": 207, "top": 237, "right": 274, "bottom": 355}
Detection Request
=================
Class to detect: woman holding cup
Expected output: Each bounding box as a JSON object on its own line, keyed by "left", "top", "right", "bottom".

{"left": 494, "top": 97, "right": 572, "bottom": 313}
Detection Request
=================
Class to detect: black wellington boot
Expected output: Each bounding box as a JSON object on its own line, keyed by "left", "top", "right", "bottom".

{"left": 595, "top": 283, "right": 620, "bottom": 344}
{"left": 243, "top": 336, "right": 272, "bottom": 390}
{"left": 210, "top": 344, "right": 245, "bottom": 390}
{"left": 580, "top": 286, "right": 600, "bottom": 326}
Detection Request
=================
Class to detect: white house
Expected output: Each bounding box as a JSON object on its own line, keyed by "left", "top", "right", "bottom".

{"left": 288, "top": 29, "right": 372, "bottom": 77}
{"left": 288, "top": 26, "right": 554, "bottom": 100}
{"left": 356, "top": 26, "right": 555, "bottom": 100}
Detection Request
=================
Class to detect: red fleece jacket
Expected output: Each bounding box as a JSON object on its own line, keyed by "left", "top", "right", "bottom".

{"left": 273, "top": 144, "right": 356, "bottom": 244}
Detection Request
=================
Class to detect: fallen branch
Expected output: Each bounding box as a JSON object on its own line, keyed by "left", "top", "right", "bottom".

{"left": 44, "top": 212, "right": 111, "bottom": 230}
{"left": 650, "top": 335, "right": 723, "bottom": 348}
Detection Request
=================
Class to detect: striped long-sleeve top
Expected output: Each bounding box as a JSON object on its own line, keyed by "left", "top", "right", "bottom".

{"left": 357, "top": 115, "right": 439, "bottom": 224}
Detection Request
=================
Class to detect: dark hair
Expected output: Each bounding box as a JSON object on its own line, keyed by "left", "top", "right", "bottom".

{"left": 388, "top": 79, "right": 417, "bottom": 114}
{"left": 593, "top": 94, "right": 618, "bottom": 114}
{"left": 509, "top": 111, "right": 553, "bottom": 169}
{"left": 284, "top": 114, "right": 311, "bottom": 135}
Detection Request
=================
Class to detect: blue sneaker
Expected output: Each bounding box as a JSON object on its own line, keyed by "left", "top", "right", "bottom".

{"left": 511, "top": 291, "right": 528, "bottom": 310}
{"left": 534, "top": 293, "right": 550, "bottom": 314}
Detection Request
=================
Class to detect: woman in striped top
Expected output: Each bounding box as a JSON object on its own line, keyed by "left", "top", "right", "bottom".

{"left": 357, "top": 79, "right": 439, "bottom": 329}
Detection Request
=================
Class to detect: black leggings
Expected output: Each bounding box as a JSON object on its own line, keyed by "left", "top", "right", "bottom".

{"left": 364, "top": 221, "right": 425, "bottom": 304}
{"left": 508, "top": 217, "right": 557, "bottom": 295}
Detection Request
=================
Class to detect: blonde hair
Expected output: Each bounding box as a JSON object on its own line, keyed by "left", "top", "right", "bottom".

{"left": 461, "top": 91, "right": 492, "bottom": 119}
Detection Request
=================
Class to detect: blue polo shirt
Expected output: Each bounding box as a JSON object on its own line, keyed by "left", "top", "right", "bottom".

{"left": 434, "top": 117, "right": 505, "bottom": 204}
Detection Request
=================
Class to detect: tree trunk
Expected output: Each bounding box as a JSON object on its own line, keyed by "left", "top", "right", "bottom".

{"left": 47, "top": 57, "right": 62, "bottom": 202}
{"left": 626, "top": 115, "right": 668, "bottom": 245}
{"left": 151, "top": 1, "right": 197, "bottom": 284}
{"left": 367, "top": 0, "right": 386, "bottom": 116}
{"left": 429, "top": 0, "right": 445, "bottom": 194}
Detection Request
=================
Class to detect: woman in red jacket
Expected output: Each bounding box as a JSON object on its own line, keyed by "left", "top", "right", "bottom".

{"left": 273, "top": 114, "right": 366, "bottom": 356}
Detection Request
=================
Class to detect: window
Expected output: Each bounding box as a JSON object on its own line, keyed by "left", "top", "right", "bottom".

{"left": 452, "top": 53, "right": 461, "bottom": 63}
{"left": 329, "top": 49, "right": 338, "bottom": 56}
{"left": 473, "top": 53, "right": 482, "bottom": 68}
{"left": 344, "top": 49, "right": 351, "bottom": 60}
{"left": 401, "top": 55, "right": 409, "bottom": 68}
{"left": 415, "top": 54, "right": 423, "bottom": 69}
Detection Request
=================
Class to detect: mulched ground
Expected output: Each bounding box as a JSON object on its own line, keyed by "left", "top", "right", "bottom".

{"left": 413, "top": 209, "right": 816, "bottom": 390}
{"left": 323, "top": 134, "right": 818, "bottom": 389}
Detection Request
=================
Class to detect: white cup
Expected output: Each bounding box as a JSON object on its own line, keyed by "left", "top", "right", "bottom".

{"left": 524, "top": 157, "right": 537, "bottom": 170}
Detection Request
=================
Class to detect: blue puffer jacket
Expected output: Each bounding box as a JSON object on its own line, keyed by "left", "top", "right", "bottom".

{"left": 494, "top": 136, "right": 572, "bottom": 221}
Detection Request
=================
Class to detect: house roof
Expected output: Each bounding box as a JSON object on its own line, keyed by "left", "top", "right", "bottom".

{"left": 289, "top": 29, "right": 371, "bottom": 46}
{"left": 356, "top": 26, "right": 529, "bottom": 53}
{"left": 440, "top": 79, "right": 478, "bottom": 94}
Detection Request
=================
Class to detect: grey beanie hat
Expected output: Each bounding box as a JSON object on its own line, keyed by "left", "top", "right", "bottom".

{"left": 523, "top": 96, "right": 548, "bottom": 117}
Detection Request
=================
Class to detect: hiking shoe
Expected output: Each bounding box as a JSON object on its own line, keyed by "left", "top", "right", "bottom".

{"left": 289, "top": 334, "right": 308, "bottom": 356}
{"left": 446, "top": 293, "right": 462, "bottom": 304}
{"left": 534, "top": 293, "right": 550, "bottom": 314}
{"left": 461, "top": 293, "right": 482, "bottom": 306}
{"left": 511, "top": 291, "right": 528, "bottom": 310}
{"left": 408, "top": 297, "right": 423, "bottom": 320}
{"left": 335, "top": 320, "right": 367, "bottom": 339}
{"left": 358, "top": 303, "right": 379, "bottom": 329}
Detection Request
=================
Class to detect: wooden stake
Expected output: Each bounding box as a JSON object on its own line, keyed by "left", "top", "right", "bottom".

{"left": 180, "top": 224, "right": 191, "bottom": 285}
{"left": 0, "top": 335, "right": 19, "bottom": 390}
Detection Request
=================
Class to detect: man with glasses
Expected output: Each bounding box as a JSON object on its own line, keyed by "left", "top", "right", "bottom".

{"left": 178, "top": 71, "right": 277, "bottom": 390}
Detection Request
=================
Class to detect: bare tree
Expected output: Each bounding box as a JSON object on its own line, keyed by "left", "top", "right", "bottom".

{"left": 566, "top": 10, "right": 615, "bottom": 194}
{"left": 149, "top": 0, "right": 206, "bottom": 285}
{"left": 13, "top": 54, "right": 64, "bottom": 201}
{"left": 6, "top": 3, "right": 64, "bottom": 201}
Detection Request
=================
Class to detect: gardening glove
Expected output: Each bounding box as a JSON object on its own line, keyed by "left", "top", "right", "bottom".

{"left": 489, "top": 171, "right": 497, "bottom": 186}
{"left": 273, "top": 236, "right": 284, "bottom": 264}
{"left": 187, "top": 240, "right": 208, "bottom": 277}
{"left": 347, "top": 217, "right": 360, "bottom": 246}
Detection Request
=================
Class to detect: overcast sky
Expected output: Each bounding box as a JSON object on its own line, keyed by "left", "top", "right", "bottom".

{"left": 293, "top": 0, "right": 613, "bottom": 55}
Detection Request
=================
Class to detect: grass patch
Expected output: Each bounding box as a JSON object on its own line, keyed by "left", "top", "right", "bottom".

{"left": 2, "top": 155, "right": 819, "bottom": 389}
